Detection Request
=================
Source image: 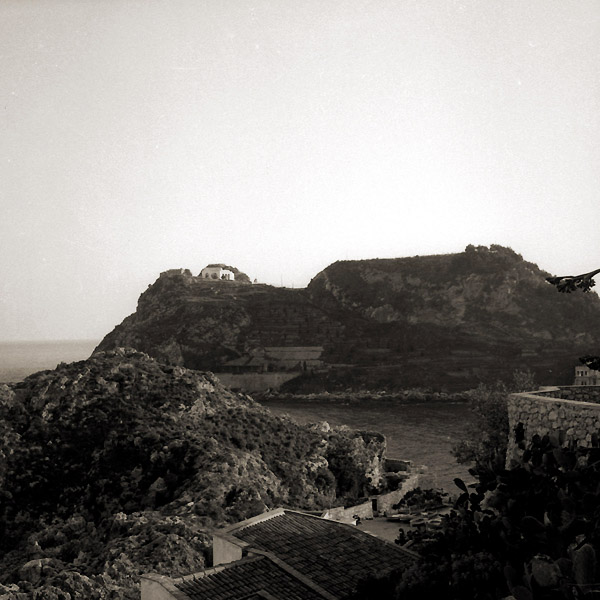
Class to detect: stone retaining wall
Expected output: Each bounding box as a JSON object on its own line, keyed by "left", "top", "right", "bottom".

{"left": 323, "top": 499, "right": 373, "bottom": 522}
{"left": 507, "top": 387, "right": 600, "bottom": 465}
{"left": 537, "top": 386, "right": 600, "bottom": 404}
{"left": 214, "top": 372, "right": 299, "bottom": 392}
{"left": 375, "top": 472, "right": 422, "bottom": 515}
{"left": 321, "top": 470, "right": 423, "bottom": 522}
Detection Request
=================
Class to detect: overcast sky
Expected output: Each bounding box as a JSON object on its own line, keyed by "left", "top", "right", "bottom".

{"left": 1, "top": 0, "right": 599, "bottom": 341}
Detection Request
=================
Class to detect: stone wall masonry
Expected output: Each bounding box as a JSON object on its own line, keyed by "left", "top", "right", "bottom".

{"left": 321, "top": 468, "right": 422, "bottom": 522}
{"left": 322, "top": 470, "right": 422, "bottom": 522}
{"left": 537, "top": 386, "right": 600, "bottom": 404}
{"left": 375, "top": 472, "right": 422, "bottom": 515}
{"left": 507, "top": 387, "right": 600, "bottom": 466}
{"left": 214, "top": 372, "right": 299, "bottom": 392}
{"left": 323, "top": 499, "right": 373, "bottom": 522}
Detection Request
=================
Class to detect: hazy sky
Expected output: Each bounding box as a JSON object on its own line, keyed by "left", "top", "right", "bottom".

{"left": 1, "top": 0, "right": 599, "bottom": 341}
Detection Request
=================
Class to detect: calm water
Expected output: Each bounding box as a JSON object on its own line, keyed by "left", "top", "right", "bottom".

{"left": 261, "top": 398, "right": 475, "bottom": 495}
{"left": 0, "top": 340, "right": 475, "bottom": 494}
{"left": 0, "top": 340, "right": 99, "bottom": 383}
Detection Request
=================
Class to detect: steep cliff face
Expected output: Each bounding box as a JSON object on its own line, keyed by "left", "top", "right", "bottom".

{"left": 96, "top": 269, "right": 345, "bottom": 371}
{"left": 0, "top": 349, "right": 385, "bottom": 598}
{"left": 307, "top": 245, "right": 600, "bottom": 343}
{"left": 96, "top": 247, "right": 600, "bottom": 390}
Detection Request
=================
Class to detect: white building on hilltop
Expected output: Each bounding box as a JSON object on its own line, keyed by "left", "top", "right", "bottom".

{"left": 200, "top": 264, "right": 235, "bottom": 281}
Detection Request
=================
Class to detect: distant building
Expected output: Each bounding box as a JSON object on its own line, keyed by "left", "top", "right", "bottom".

{"left": 222, "top": 347, "right": 325, "bottom": 374}
{"left": 263, "top": 346, "right": 324, "bottom": 371}
{"left": 574, "top": 365, "right": 600, "bottom": 386}
{"left": 140, "top": 507, "right": 416, "bottom": 600}
{"left": 201, "top": 264, "right": 235, "bottom": 280}
{"left": 221, "top": 355, "right": 268, "bottom": 374}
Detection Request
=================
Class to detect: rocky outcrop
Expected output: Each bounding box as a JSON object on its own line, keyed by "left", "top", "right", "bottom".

{"left": 96, "top": 270, "right": 345, "bottom": 373}
{"left": 306, "top": 245, "right": 600, "bottom": 342}
{"left": 95, "top": 247, "right": 600, "bottom": 390}
{"left": 0, "top": 350, "right": 386, "bottom": 598}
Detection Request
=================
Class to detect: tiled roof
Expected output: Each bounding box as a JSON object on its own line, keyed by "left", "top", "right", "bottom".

{"left": 174, "top": 554, "right": 325, "bottom": 600}
{"left": 229, "top": 510, "right": 414, "bottom": 598}
{"left": 149, "top": 509, "right": 415, "bottom": 600}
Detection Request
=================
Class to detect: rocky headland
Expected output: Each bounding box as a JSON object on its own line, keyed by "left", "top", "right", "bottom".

{"left": 0, "top": 349, "right": 388, "bottom": 599}
{"left": 96, "top": 246, "right": 600, "bottom": 391}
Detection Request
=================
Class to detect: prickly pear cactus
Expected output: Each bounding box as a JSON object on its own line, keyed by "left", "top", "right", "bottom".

{"left": 572, "top": 543, "right": 596, "bottom": 586}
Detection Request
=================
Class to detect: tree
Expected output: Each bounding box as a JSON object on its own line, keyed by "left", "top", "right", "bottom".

{"left": 545, "top": 268, "right": 600, "bottom": 294}
{"left": 354, "top": 432, "right": 600, "bottom": 600}
{"left": 546, "top": 268, "right": 600, "bottom": 371}
{"left": 351, "top": 269, "right": 600, "bottom": 599}
{"left": 452, "top": 370, "right": 535, "bottom": 472}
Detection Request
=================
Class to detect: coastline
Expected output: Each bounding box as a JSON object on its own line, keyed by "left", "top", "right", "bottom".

{"left": 0, "top": 339, "right": 99, "bottom": 383}
{"left": 257, "top": 389, "right": 470, "bottom": 404}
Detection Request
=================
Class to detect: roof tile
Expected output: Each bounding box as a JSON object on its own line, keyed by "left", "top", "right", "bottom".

{"left": 228, "top": 510, "right": 413, "bottom": 598}
{"left": 174, "top": 555, "right": 324, "bottom": 600}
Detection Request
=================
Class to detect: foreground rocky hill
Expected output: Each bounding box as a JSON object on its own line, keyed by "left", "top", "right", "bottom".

{"left": 96, "top": 246, "right": 600, "bottom": 390}
{"left": 0, "top": 350, "right": 385, "bottom": 599}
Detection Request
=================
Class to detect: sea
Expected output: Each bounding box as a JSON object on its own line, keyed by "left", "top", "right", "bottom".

{"left": 0, "top": 339, "right": 474, "bottom": 494}
{"left": 0, "top": 340, "right": 99, "bottom": 383}
{"left": 261, "top": 398, "right": 474, "bottom": 494}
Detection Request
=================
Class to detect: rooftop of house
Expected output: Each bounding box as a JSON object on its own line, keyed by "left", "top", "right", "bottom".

{"left": 174, "top": 553, "right": 327, "bottom": 600}
{"left": 146, "top": 508, "right": 416, "bottom": 600}
{"left": 222, "top": 509, "right": 414, "bottom": 598}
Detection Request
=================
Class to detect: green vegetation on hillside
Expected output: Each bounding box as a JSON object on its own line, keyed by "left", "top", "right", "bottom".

{"left": 0, "top": 350, "right": 385, "bottom": 598}
{"left": 355, "top": 431, "right": 600, "bottom": 599}
{"left": 452, "top": 369, "right": 536, "bottom": 471}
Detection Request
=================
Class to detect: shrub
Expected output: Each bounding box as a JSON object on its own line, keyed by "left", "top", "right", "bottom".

{"left": 356, "top": 426, "right": 600, "bottom": 599}
{"left": 452, "top": 370, "right": 535, "bottom": 471}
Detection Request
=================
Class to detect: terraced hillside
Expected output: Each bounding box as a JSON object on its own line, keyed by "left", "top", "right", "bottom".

{"left": 96, "top": 246, "right": 600, "bottom": 390}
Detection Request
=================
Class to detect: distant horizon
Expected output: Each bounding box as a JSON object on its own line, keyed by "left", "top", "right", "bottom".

{"left": 0, "top": 338, "right": 101, "bottom": 344}
{"left": 3, "top": 1, "right": 598, "bottom": 342}
{"left": 2, "top": 242, "right": 599, "bottom": 343}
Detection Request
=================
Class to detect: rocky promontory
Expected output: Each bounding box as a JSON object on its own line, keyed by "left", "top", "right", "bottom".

{"left": 96, "top": 247, "right": 600, "bottom": 390}
{"left": 0, "top": 349, "right": 387, "bottom": 599}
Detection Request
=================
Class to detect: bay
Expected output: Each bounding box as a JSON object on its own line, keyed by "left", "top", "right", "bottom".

{"left": 0, "top": 341, "right": 476, "bottom": 495}
{"left": 260, "top": 397, "right": 475, "bottom": 495}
